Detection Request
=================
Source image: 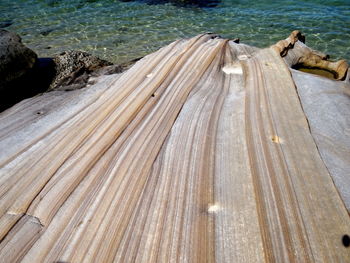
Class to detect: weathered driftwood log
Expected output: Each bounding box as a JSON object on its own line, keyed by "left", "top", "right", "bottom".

{"left": 274, "top": 30, "right": 349, "bottom": 80}
{"left": 0, "top": 31, "right": 349, "bottom": 262}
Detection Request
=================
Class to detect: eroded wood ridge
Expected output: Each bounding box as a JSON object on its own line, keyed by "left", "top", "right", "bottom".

{"left": 0, "top": 33, "right": 349, "bottom": 262}
{"left": 245, "top": 54, "right": 313, "bottom": 262}
{"left": 245, "top": 47, "right": 350, "bottom": 262}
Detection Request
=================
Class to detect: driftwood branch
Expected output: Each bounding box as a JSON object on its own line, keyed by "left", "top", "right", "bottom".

{"left": 274, "top": 30, "right": 349, "bottom": 80}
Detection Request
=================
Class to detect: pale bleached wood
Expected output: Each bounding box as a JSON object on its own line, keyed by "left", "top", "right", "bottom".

{"left": 274, "top": 30, "right": 348, "bottom": 80}
{"left": 0, "top": 32, "right": 349, "bottom": 263}
{"left": 244, "top": 46, "right": 350, "bottom": 262}
{"left": 25, "top": 37, "right": 201, "bottom": 226}
{"left": 291, "top": 69, "right": 350, "bottom": 211}
{"left": 0, "top": 215, "right": 42, "bottom": 262}
{"left": 244, "top": 51, "right": 314, "bottom": 262}
{"left": 11, "top": 34, "right": 225, "bottom": 262}
{"left": 0, "top": 36, "right": 187, "bottom": 233}
{"left": 213, "top": 41, "right": 265, "bottom": 262}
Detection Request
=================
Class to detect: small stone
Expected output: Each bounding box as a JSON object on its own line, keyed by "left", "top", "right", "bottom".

{"left": 40, "top": 28, "right": 55, "bottom": 36}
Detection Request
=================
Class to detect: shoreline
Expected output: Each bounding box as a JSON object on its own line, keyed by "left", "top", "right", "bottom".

{"left": 2, "top": 0, "right": 349, "bottom": 64}
{"left": 1, "top": 29, "right": 349, "bottom": 113}
{"left": 0, "top": 29, "right": 142, "bottom": 112}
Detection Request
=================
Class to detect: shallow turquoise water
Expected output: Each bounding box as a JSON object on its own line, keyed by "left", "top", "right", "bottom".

{"left": 1, "top": 0, "right": 349, "bottom": 63}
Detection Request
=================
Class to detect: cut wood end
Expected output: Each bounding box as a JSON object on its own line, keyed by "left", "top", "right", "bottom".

{"left": 272, "top": 30, "right": 305, "bottom": 57}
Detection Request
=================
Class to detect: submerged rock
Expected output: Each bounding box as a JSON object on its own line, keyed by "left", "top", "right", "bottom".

{"left": 0, "top": 20, "right": 13, "bottom": 29}
{"left": 170, "top": 0, "right": 220, "bottom": 7}
{"left": 40, "top": 28, "right": 55, "bottom": 36}
{"left": 120, "top": 0, "right": 220, "bottom": 8}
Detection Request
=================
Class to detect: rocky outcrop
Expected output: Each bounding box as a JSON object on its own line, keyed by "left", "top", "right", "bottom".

{"left": 0, "top": 20, "right": 13, "bottom": 29}
{"left": 0, "top": 30, "right": 37, "bottom": 90}
{"left": 0, "top": 30, "right": 139, "bottom": 112}
{"left": 0, "top": 30, "right": 39, "bottom": 111}
{"left": 47, "top": 51, "right": 141, "bottom": 91}
{"left": 49, "top": 51, "right": 112, "bottom": 91}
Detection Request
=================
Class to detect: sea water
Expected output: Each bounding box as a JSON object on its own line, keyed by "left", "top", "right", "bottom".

{"left": 0, "top": 0, "right": 349, "bottom": 63}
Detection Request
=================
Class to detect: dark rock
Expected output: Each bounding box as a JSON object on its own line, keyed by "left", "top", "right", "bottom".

{"left": 170, "top": 0, "right": 220, "bottom": 7}
{"left": 0, "top": 30, "right": 38, "bottom": 111}
{"left": 113, "top": 39, "right": 126, "bottom": 47}
{"left": 45, "top": 0, "right": 60, "bottom": 7}
{"left": 49, "top": 50, "right": 113, "bottom": 91}
{"left": 40, "top": 28, "right": 55, "bottom": 36}
{"left": 0, "top": 21, "right": 13, "bottom": 29}
{"left": 0, "top": 29, "right": 37, "bottom": 88}
{"left": 0, "top": 58, "right": 56, "bottom": 112}
{"left": 34, "top": 58, "right": 57, "bottom": 89}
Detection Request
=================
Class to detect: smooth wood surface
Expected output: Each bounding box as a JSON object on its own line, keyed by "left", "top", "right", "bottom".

{"left": 0, "top": 33, "right": 349, "bottom": 262}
